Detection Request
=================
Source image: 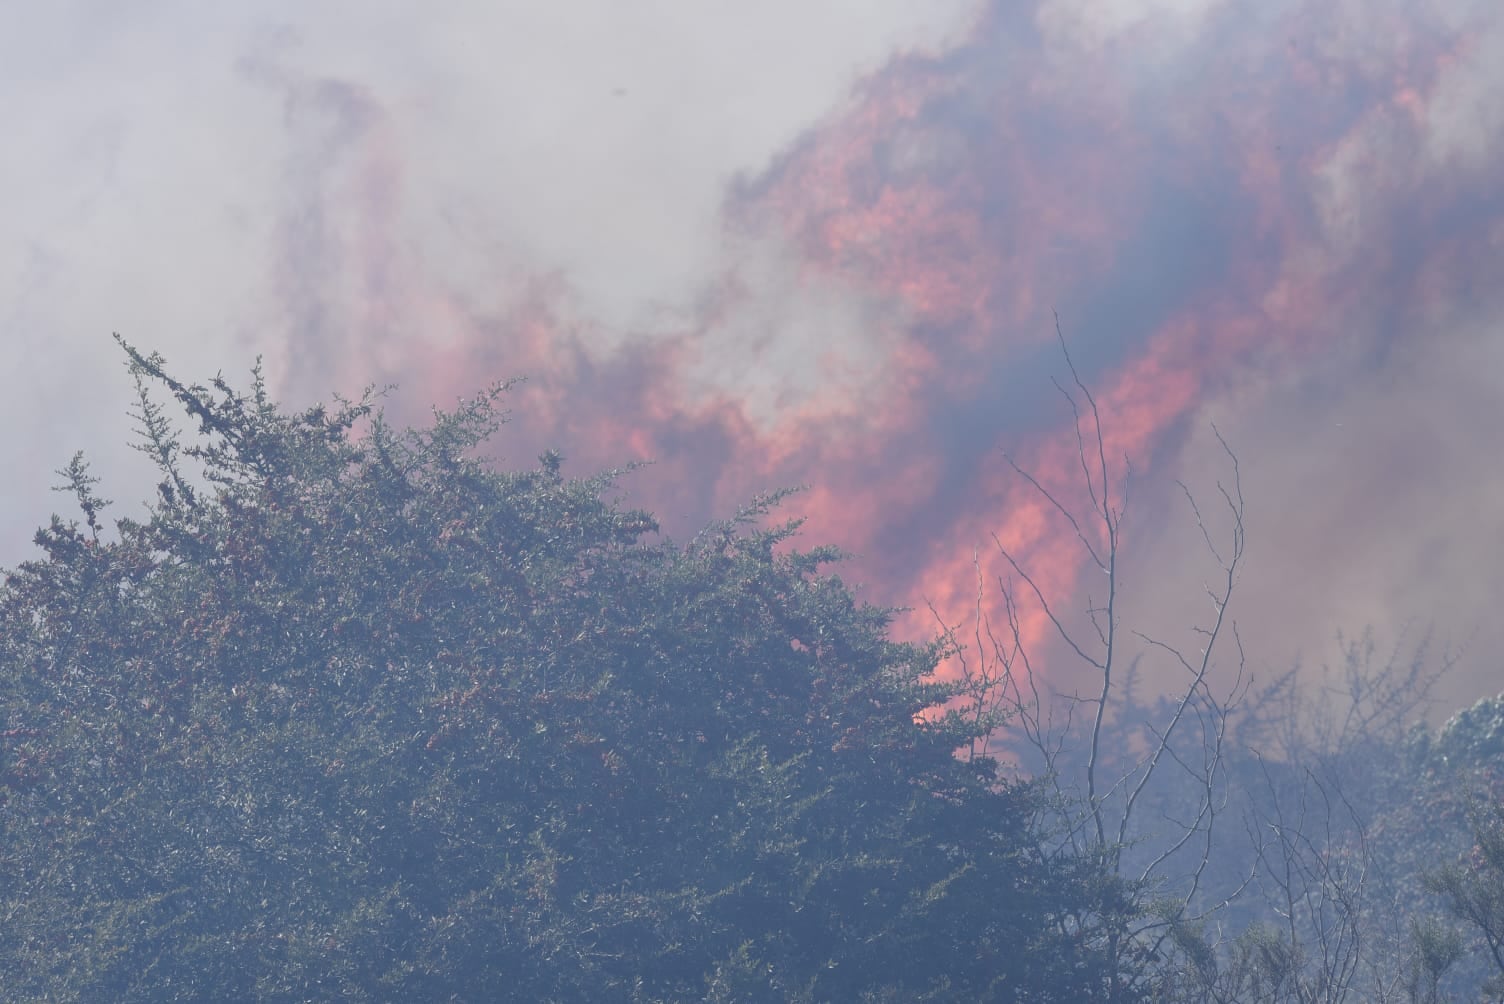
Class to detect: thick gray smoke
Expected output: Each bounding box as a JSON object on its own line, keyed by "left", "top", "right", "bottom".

{"left": 4, "top": 1, "right": 1502, "bottom": 711}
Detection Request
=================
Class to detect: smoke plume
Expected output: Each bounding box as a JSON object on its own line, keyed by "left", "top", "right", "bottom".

{"left": 4, "top": 2, "right": 1501, "bottom": 707}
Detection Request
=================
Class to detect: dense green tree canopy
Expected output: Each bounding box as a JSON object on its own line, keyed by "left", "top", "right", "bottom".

{"left": 0, "top": 343, "right": 1123, "bottom": 1001}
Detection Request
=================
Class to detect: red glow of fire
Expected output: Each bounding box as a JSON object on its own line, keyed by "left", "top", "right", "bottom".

{"left": 300, "top": 2, "right": 1502, "bottom": 706}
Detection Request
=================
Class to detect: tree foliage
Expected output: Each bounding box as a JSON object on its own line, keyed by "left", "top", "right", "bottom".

{"left": 0, "top": 341, "right": 1124, "bottom": 1001}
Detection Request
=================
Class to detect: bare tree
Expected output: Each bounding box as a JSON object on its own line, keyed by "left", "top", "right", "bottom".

{"left": 934, "top": 318, "right": 1478, "bottom": 1002}
{"left": 933, "top": 315, "right": 1252, "bottom": 1000}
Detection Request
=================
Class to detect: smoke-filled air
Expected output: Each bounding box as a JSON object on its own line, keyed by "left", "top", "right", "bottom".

{"left": 5, "top": 3, "right": 1503, "bottom": 702}
{"left": 12, "top": 4, "right": 1504, "bottom": 999}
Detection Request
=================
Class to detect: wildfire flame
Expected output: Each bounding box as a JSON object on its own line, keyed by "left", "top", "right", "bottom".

{"left": 270, "top": 1, "right": 1504, "bottom": 704}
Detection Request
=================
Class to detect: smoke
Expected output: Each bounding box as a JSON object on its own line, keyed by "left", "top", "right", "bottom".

{"left": 3, "top": 2, "right": 1502, "bottom": 709}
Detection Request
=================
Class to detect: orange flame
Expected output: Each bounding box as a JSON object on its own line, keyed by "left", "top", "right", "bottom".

{"left": 283, "top": 1, "right": 1504, "bottom": 705}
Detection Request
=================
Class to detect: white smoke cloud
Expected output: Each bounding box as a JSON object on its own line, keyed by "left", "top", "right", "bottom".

{"left": 0, "top": 2, "right": 978, "bottom": 566}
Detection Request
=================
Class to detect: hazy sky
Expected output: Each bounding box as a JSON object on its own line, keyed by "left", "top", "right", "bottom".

{"left": 2, "top": 1, "right": 974, "bottom": 522}
{"left": 4, "top": 1, "right": 1502, "bottom": 712}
